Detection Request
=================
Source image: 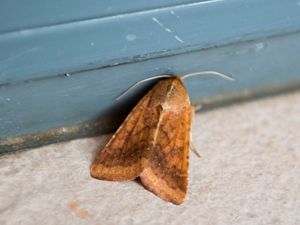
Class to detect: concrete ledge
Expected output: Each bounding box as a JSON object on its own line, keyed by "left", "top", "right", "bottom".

{"left": 1, "top": 91, "right": 299, "bottom": 224}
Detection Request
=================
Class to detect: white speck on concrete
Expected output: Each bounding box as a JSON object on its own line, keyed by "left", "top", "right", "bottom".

{"left": 90, "top": 42, "right": 94, "bottom": 46}
{"left": 174, "top": 35, "right": 185, "bottom": 43}
{"left": 126, "top": 34, "right": 136, "bottom": 41}
{"left": 6, "top": 98, "right": 10, "bottom": 101}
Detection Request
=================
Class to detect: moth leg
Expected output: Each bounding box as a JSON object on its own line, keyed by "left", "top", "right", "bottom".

{"left": 190, "top": 105, "right": 201, "bottom": 158}
{"left": 190, "top": 141, "right": 201, "bottom": 158}
{"left": 191, "top": 104, "right": 202, "bottom": 115}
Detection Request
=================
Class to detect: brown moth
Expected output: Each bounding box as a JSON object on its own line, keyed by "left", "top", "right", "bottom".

{"left": 90, "top": 71, "right": 233, "bottom": 205}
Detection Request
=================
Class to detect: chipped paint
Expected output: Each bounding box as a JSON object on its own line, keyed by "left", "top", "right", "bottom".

{"left": 126, "top": 34, "right": 136, "bottom": 41}
{"left": 254, "top": 42, "right": 265, "bottom": 51}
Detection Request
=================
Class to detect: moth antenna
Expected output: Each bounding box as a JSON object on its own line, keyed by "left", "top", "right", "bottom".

{"left": 116, "top": 75, "right": 173, "bottom": 100}
{"left": 181, "top": 71, "right": 234, "bottom": 81}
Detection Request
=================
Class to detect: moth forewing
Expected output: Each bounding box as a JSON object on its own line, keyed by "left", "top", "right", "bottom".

{"left": 91, "top": 77, "right": 192, "bottom": 204}
{"left": 91, "top": 71, "right": 233, "bottom": 204}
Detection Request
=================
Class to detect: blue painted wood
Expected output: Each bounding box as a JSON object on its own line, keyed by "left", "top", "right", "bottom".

{"left": 1, "top": 0, "right": 300, "bottom": 84}
{"left": 1, "top": 0, "right": 300, "bottom": 151}
{"left": 1, "top": 31, "right": 300, "bottom": 142}
{"left": 0, "top": 0, "right": 202, "bottom": 32}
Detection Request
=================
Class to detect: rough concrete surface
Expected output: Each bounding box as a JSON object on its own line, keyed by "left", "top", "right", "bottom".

{"left": 1, "top": 91, "right": 300, "bottom": 225}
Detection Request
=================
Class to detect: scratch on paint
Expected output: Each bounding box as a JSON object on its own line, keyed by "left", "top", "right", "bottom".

{"left": 152, "top": 17, "right": 173, "bottom": 33}
{"left": 165, "top": 28, "right": 172, "bottom": 33}
{"left": 170, "top": 10, "right": 180, "bottom": 19}
{"left": 174, "top": 35, "right": 184, "bottom": 43}
{"left": 152, "top": 17, "right": 184, "bottom": 43}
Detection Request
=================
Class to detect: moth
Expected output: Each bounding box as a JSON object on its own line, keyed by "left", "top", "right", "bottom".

{"left": 90, "top": 71, "right": 233, "bottom": 205}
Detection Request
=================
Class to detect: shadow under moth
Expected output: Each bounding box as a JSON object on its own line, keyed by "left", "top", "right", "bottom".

{"left": 90, "top": 71, "right": 233, "bottom": 205}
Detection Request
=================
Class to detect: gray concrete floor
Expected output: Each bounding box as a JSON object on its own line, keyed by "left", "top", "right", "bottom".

{"left": 1, "top": 91, "right": 300, "bottom": 225}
